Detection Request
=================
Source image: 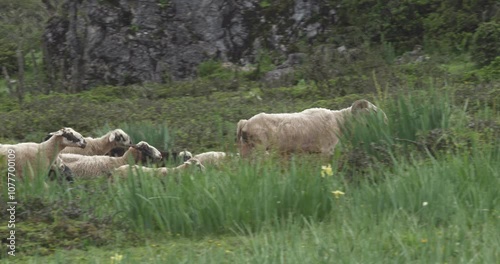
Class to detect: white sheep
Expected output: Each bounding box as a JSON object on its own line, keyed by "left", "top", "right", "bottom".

{"left": 60, "top": 141, "right": 162, "bottom": 178}
{"left": 0, "top": 127, "right": 87, "bottom": 179}
{"left": 112, "top": 158, "right": 205, "bottom": 179}
{"left": 54, "top": 129, "right": 132, "bottom": 156}
{"left": 187, "top": 151, "right": 227, "bottom": 167}
{"left": 178, "top": 150, "right": 193, "bottom": 162}
{"left": 237, "top": 99, "right": 387, "bottom": 157}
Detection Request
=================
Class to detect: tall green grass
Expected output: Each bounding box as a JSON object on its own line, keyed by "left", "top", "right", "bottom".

{"left": 112, "top": 156, "right": 343, "bottom": 235}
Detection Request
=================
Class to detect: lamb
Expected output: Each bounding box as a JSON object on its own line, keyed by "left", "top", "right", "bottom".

{"left": 0, "top": 127, "right": 87, "bottom": 179}
{"left": 50, "top": 129, "right": 132, "bottom": 156}
{"left": 186, "top": 151, "right": 227, "bottom": 167}
{"left": 60, "top": 141, "right": 162, "bottom": 178}
{"left": 112, "top": 158, "right": 205, "bottom": 179}
{"left": 236, "top": 99, "right": 387, "bottom": 157}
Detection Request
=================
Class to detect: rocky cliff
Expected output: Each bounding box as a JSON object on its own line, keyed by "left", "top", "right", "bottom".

{"left": 43, "top": 0, "right": 337, "bottom": 91}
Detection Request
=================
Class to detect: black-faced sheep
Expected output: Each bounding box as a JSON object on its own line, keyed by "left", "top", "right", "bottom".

{"left": 48, "top": 156, "right": 75, "bottom": 183}
{"left": 60, "top": 141, "right": 162, "bottom": 178}
{"left": 178, "top": 150, "right": 193, "bottom": 162}
{"left": 47, "top": 129, "right": 132, "bottom": 156}
{"left": 0, "top": 127, "right": 86, "bottom": 179}
{"left": 236, "top": 99, "right": 387, "bottom": 157}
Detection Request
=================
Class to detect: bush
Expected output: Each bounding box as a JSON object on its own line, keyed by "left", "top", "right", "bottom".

{"left": 471, "top": 22, "right": 500, "bottom": 66}
{"left": 0, "top": 40, "right": 16, "bottom": 74}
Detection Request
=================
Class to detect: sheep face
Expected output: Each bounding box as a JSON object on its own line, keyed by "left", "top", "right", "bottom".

{"left": 184, "top": 158, "right": 206, "bottom": 172}
{"left": 109, "top": 129, "right": 133, "bottom": 147}
{"left": 48, "top": 157, "right": 74, "bottom": 182}
{"left": 49, "top": 128, "right": 87, "bottom": 148}
{"left": 350, "top": 100, "right": 388, "bottom": 124}
{"left": 179, "top": 150, "right": 193, "bottom": 162}
{"left": 133, "top": 141, "right": 162, "bottom": 161}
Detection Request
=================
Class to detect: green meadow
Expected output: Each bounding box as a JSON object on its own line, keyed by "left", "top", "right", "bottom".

{"left": 1, "top": 81, "right": 499, "bottom": 263}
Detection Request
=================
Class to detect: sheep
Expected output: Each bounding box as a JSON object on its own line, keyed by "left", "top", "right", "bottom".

{"left": 0, "top": 127, "right": 87, "bottom": 179}
{"left": 48, "top": 156, "right": 75, "bottom": 183}
{"left": 49, "top": 129, "right": 132, "bottom": 156}
{"left": 60, "top": 141, "right": 162, "bottom": 178}
{"left": 178, "top": 150, "right": 193, "bottom": 162}
{"left": 108, "top": 149, "right": 190, "bottom": 167}
{"left": 187, "top": 151, "right": 227, "bottom": 167}
{"left": 236, "top": 99, "right": 387, "bottom": 158}
{"left": 112, "top": 158, "right": 205, "bottom": 179}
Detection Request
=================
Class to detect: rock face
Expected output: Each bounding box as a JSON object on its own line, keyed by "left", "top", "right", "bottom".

{"left": 43, "top": 0, "right": 336, "bottom": 90}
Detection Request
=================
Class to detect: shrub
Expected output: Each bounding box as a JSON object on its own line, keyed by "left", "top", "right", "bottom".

{"left": 471, "top": 22, "right": 500, "bottom": 67}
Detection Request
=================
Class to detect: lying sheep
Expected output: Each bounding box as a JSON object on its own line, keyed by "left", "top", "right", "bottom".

{"left": 60, "top": 141, "right": 162, "bottom": 178}
{"left": 0, "top": 127, "right": 87, "bottom": 179}
{"left": 112, "top": 158, "right": 205, "bottom": 179}
{"left": 187, "top": 151, "right": 227, "bottom": 167}
{"left": 236, "top": 99, "right": 387, "bottom": 157}
{"left": 48, "top": 129, "right": 132, "bottom": 156}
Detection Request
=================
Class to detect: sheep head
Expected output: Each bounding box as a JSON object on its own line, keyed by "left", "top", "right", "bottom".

{"left": 130, "top": 141, "right": 162, "bottom": 162}
{"left": 48, "top": 156, "right": 75, "bottom": 183}
{"left": 350, "top": 99, "right": 388, "bottom": 124}
{"left": 49, "top": 128, "right": 87, "bottom": 148}
{"left": 184, "top": 158, "right": 206, "bottom": 172}
{"left": 108, "top": 129, "right": 133, "bottom": 148}
{"left": 178, "top": 150, "right": 193, "bottom": 162}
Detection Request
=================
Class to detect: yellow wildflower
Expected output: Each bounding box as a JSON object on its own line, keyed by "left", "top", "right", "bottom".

{"left": 331, "top": 190, "right": 345, "bottom": 199}
{"left": 421, "top": 238, "right": 428, "bottom": 243}
{"left": 321, "top": 164, "right": 333, "bottom": 177}
{"left": 110, "top": 253, "right": 123, "bottom": 263}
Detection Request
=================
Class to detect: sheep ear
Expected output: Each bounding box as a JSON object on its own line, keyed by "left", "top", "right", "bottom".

{"left": 49, "top": 129, "right": 64, "bottom": 136}
{"left": 109, "top": 133, "right": 116, "bottom": 142}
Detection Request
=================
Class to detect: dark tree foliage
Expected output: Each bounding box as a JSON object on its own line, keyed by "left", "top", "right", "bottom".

{"left": 331, "top": 0, "right": 499, "bottom": 53}
{"left": 471, "top": 22, "right": 500, "bottom": 66}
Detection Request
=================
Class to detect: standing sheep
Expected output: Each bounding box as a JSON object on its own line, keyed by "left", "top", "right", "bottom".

{"left": 60, "top": 141, "right": 162, "bottom": 178}
{"left": 49, "top": 129, "right": 132, "bottom": 156}
{"left": 236, "top": 99, "right": 387, "bottom": 157}
{"left": 0, "top": 127, "right": 87, "bottom": 179}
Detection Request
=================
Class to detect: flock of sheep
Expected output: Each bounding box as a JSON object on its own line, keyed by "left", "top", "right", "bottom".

{"left": 0, "top": 99, "right": 386, "bottom": 182}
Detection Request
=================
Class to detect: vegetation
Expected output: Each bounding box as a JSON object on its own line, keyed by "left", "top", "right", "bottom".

{"left": 0, "top": 0, "right": 499, "bottom": 263}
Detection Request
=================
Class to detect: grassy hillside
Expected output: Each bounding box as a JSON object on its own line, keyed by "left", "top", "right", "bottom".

{"left": 0, "top": 51, "right": 499, "bottom": 263}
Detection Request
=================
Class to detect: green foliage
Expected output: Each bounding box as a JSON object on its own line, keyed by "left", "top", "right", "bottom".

{"left": 0, "top": 40, "right": 17, "bottom": 74}
{"left": 471, "top": 22, "right": 500, "bottom": 66}
{"left": 197, "top": 60, "right": 225, "bottom": 78}
{"left": 157, "top": 0, "right": 170, "bottom": 8}
{"left": 259, "top": 0, "right": 271, "bottom": 8}
{"left": 464, "top": 56, "right": 500, "bottom": 82}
